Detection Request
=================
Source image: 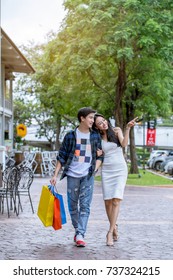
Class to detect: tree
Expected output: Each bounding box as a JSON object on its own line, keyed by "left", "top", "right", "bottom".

{"left": 13, "top": 39, "right": 70, "bottom": 150}
{"left": 54, "top": 0, "right": 173, "bottom": 172}
{"left": 14, "top": 1, "right": 173, "bottom": 169}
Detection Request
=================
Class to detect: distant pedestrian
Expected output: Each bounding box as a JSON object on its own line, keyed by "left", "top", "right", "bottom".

{"left": 93, "top": 114, "right": 137, "bottom": 246}
{"left": 51, "top": 107, "right": 104, "bottom": 247}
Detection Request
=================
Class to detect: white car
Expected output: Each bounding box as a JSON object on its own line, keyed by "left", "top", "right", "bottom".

{"left": 147, "top": 150, "right": 168, "bottom": 168}
{"left": 149, "top": 150, "right": 168, "bottom": 160}
{"left": 164, "top": 161, "right": 173, "bottom": 173}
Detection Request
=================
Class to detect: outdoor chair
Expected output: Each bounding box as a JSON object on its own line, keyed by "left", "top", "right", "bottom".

{"left": 18, "top": 152, "right": 38, "bottom": 173}
{"left": 41, "top": 151, "right": 55, "bottom": 177}
{"left": 2, "top": 166, "right": 13, "bottom": 185}
{"left": 0, "top": 166, "right": 21, "bottom": 217}
{"left": 5, "top": 154, "right": 15, "bottom": 168}
{"left": 49, "top": 151, "right": 58, "bottom": 169}
{"left": 15, "top": 166, "right": 34, "bottom": 214}
{"left": 0, "top": 166, "right": 12, "bottom": 213}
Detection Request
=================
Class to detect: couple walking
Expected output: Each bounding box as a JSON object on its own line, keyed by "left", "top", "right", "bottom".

{"left": 50, "top": 107, "right": 136, "bottom": 247}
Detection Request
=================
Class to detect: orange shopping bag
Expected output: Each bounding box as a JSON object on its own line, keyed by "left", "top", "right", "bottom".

{"left": 52, "top": 197, "right": 62, "bottom": 230}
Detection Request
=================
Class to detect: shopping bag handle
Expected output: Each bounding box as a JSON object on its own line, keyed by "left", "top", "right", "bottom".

{"left": 48, "top": 184, "right": 59, "bottom": 195}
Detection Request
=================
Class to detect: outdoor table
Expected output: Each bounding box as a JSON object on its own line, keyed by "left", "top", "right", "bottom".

{"left": 34, "top": 152, "right": 43, "bottom": 175}
{"left": 14, "top": 152, "right": 24, "bottom": 166}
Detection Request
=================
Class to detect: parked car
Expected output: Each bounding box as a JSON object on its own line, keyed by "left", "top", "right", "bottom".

{"left": 148, "top": 150, "right": 168, "bottom": 161}
{"left": 152, "top": 151, "right": 173, "bottom": 171}
{"left": 164, "top": 161, "right": 173, "bottom": 174}
{"left": 168, "top": 164, "right": 173, "bottom": 176}
{"left": 147, "top": 150, "right": 168, "bottom": 169}
{"left": 160, "top": 157, "right": 173, "bottom": 172}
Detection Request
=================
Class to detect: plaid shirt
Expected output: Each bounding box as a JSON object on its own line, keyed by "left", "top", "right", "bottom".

{"left": 57, "top": 127, "right": 104, "bottom": 180}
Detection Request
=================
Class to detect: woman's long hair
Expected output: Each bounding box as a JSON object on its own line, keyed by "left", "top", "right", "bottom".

{"left": 93, "top": 114, "right": 121, "bottom": 146}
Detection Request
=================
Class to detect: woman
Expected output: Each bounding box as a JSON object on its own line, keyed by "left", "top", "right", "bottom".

{"left": 93, "top": 114, "right": 137, "bottom": 246}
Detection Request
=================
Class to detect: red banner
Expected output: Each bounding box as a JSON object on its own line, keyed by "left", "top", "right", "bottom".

{"left": 146, "top": 128, "right": 156, "bottom": 146}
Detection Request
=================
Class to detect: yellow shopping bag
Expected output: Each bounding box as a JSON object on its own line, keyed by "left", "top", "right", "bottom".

{"left": 37, "top": 185, "right": 54, "bottom": 227}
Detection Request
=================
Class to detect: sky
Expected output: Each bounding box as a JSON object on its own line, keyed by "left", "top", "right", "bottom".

{"left": 1, "top": 0, "right": 66, "bottom": 47}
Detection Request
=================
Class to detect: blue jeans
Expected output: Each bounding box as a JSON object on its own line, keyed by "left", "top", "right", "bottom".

{"left": 67, "top": 175, "right": 94, "bottom": 237}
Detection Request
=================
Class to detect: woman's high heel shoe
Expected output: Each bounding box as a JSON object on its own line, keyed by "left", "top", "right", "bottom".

{"left": 113, "top": 224, "right": 118, "bottom": 241}
{"left": 106, "top": 231, "right": 114, "bottom": 246}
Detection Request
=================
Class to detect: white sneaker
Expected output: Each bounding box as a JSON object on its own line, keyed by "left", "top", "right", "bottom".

{"left": 76, "top": 234, "right": 86, "bottom": 247}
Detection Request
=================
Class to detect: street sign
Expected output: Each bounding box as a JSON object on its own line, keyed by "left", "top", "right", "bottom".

{"left": 146, "top": 120, "right": 156, "bottom": 146}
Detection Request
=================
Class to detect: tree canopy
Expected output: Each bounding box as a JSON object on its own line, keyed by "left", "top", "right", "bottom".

{"left": 14, "top": 0, "right": 173, "bottom": 159}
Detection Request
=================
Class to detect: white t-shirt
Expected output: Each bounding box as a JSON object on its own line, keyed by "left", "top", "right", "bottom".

{"left": 66, "top": 129, "right": 92, "bottom": 178}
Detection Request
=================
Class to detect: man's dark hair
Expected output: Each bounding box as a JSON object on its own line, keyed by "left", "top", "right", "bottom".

{"left": 77, "top": 107, "right": 96, "bottom": 122}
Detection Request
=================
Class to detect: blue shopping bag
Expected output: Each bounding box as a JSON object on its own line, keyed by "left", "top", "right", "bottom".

{"left": 48, "top": 185, "right": 67, "bottom": 225}
{"left": 54, "top": 192, "right": 67, "bottom": 225}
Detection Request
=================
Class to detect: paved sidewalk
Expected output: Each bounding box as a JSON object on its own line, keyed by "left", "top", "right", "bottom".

{"left": 0, "top": 176, "right": 173, "bottom": 260}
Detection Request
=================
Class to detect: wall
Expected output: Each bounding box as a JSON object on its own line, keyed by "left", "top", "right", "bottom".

{"left": 134, "top": 125, "right": 173, "bottom": 148}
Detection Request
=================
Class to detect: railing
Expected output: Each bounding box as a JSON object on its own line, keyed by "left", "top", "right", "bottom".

{"left": 5, "top": 99, "right": 12, "bottom": 110}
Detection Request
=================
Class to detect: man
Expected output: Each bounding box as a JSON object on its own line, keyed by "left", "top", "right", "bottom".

{"left": 51, "top": 107, "right": 103, "bottom": 247}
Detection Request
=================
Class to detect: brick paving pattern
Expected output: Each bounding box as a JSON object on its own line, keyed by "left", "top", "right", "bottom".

{"left": 0, "top": 176, "right": 173, "bottom": 260}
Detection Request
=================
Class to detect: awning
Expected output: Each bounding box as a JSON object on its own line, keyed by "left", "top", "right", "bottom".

{"left": 1, "top": 28, "right": 35, "bottom": 75}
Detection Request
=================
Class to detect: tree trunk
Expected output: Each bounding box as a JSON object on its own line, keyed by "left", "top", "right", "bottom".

{"left": 129, "top": 128, "right": 139, "bottom": 174}
{"left": 114, "top": 59, "right": 139, "bottom": 173}
{"left": 115, "top": 59, "right": 126, "bottom": 127}
{"left": 50, "top": 140, "right": 54, "bottom": 151}
{"left": 55, "top": 117, "right": 61, "bottom": 150}
{"left": 125, "top": 90, "right": 139, "bottom": 174}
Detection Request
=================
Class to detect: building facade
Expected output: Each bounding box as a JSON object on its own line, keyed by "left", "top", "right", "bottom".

{"left": 0, "top": 28, "right": 35, "bottom": 150}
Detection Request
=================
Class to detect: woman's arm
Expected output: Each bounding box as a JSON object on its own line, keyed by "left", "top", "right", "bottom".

{"left": 94, "top": 159, "right": 102, "bottom": 174}
{"left": 115, "top": 117, "right": 137, "bottom": 148}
